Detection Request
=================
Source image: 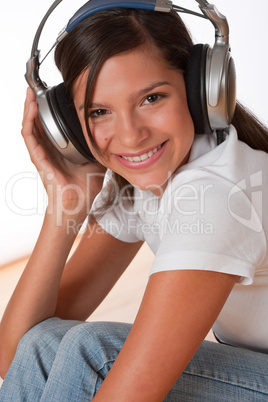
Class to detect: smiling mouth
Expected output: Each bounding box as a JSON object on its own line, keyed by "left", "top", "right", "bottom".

{"left": 120, "top": 142, "right": 165, "bottom": 163}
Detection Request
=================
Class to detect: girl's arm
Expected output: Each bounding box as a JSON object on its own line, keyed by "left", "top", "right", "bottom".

{"left": 0, "top": 217, "right": 142, "bottom": 379}
{"left": 0, "top": 88, "right": 142, "bottom": 378}
{"left": 55, "top": 222, "right": 143, "bottom": 322}
{"left": 93, "top": 269, "right": 238, "bottom": 401}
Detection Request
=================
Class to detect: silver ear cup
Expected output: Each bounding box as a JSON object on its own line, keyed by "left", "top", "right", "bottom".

{"left": 48, "top": 84, "right": 95, "bottom": 163}
{"left": 25, "top": 53, "right": 93, "bottom": 164}
{"left": 36, "top": 88, "right": 91, "bottom": 164}
{"left": 185, "top": 44, "right": 213, "bottom": 134}
{"left": 205, "top": 45, "right": 236, "bottom": 130}
{"left": 226, "top": 56, "right": 236, "bottom": 124}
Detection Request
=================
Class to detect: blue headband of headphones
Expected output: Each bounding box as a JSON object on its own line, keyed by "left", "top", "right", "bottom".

{"left": 65, "top": 0, "right": 208, "bottom": 34}
{"left": 27, "top": 0, "right": 229, "bottom": 90}
{"left": 31, "top": 0, "right": 209, "bottom": 58}
{"left": 67, "top": 0, "right": 168, "bottom": 32}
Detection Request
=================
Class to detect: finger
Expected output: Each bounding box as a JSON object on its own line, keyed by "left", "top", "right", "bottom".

{"left": 23, "top": 87, "right": 36, "bottom": 121}
{"left": 32, "top": 120, "right": 42, "bottom": 140}
{"left": 21, "top": 101, "right": 41, "bottom": 155}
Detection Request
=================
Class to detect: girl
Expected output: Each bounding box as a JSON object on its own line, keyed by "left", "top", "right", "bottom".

{"left": 0, "top": 2, "right": 268, "bottom": 401}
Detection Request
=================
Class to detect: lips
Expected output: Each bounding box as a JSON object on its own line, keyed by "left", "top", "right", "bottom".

{"left": 114, "top": 141, "right": 168, "bottom": 170}
{"left": 121, "top": 144, "right": 162, "bottom": 162}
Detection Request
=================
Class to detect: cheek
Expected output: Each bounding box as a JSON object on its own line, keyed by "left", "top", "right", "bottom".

{"left": 89, "top": 125, "right": 111, "bottom": 152}
{"left": 155, "top": 101, "right": 194, "bottom": 136}
{"left": 83, "top": 124, "right": 113, "bottom": 168}
{"left": 74, "top": 105, "right": 110, "bottom": 164}
{"left": 78, "top": 117, "right": 108, "bottom": 152}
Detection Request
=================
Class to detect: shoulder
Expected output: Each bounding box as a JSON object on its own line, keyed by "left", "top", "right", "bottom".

{"left": 151, "top": 129, "right": 268, "bottom": 283}
{"left": 167, "top": 126, "right": 268, "bottom": 203}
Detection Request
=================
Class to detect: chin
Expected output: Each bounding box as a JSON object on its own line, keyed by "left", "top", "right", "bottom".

{"left": 130, "top": 176, "right": 169, "bottom": 195}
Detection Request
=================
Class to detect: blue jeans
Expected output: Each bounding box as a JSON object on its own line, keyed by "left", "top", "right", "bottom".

{"left": 0, "top": 318, "right": 268, "bottom": 401}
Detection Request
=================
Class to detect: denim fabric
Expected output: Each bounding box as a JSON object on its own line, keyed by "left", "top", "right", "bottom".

{"left": 0, "top": 317, "right": 268, "bottom": 401}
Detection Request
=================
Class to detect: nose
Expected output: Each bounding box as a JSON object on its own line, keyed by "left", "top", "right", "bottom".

{"left": 116, "top": 112, "right": 149, "bottom": 149}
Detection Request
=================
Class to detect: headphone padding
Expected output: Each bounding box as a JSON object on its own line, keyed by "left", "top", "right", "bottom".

{"left": 185, "top": 44, "right": 213, "bottom": 135}
{"left": 48, "top": 83, "right": 95, "bottom": 161}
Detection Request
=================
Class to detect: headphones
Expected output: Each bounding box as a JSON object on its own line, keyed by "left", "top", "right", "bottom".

{"left": 25, "top": 0, "right": 236, "bottom": 164}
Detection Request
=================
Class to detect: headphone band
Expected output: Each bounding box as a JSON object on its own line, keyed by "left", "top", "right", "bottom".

{"left": 27, "top": 0, "right": 230, "bottom": 93}
{"left": 29, "top": 0, "right": 229, "bottom": 58}
{"left": 64, "top": 0, "right": 208, "bottom": 35}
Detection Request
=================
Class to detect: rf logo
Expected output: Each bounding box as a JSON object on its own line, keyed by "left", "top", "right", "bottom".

{"left": 228, "top": 171, "right": 263, "bottom": 232}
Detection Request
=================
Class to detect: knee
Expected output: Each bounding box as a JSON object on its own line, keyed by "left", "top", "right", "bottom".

{"left": 60, "top": 321, "right": 131, "bottom": 348}
{"left": 58, "top": 321, "right": 131, "bottom": 370}
{"left": 58, "top": 321, "right": 114, "bottom": 354}
{"left": 18, "top": 318, "right": 60, "bottom": 352}
{"left": 16, "top": 317, "right": 78, "bottom": 359}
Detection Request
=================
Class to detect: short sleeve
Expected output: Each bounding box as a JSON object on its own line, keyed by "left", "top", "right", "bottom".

{"left": 150, "top": 172, "right": 266, "bottom": 285}
{"left": 91, "top": 171, "right": 143, "bottom": 243}
{"left": 96, "top": 206, "right": 143, "bottom": 243}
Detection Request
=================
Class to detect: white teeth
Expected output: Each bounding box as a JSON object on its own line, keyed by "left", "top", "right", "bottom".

{"left": 140, "top": 154, "right": 148, "bottom": 161}
{"left": 122, "top": 144, "right": 162, "bottom": 162}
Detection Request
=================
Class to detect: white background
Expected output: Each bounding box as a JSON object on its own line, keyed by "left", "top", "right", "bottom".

{"left": 0, "top": 0, "right": 267, "bottom": 265}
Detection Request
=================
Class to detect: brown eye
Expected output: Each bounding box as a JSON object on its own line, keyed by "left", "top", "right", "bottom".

{"left": 142, "top": 93, "right": 165, "bottom": 106}
{"left": 89, "top": 109, "right": 109, "bottom": 118}
{"left": 146, "top": 94, "right": 159, "bottom": 103}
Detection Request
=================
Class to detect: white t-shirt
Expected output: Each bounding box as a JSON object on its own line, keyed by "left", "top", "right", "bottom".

{"left": 92, "top": 126, "right": 268, "bottom": 353}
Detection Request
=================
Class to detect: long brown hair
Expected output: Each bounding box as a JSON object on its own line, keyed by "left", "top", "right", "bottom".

{"left": 55, "top": 8, "right": 268, "bottom": 213}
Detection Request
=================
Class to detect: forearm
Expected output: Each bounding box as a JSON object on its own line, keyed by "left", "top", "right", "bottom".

{"left": 0, "top": 210, "right": 81, "bottom": 377}
{"left": 93, "top": 270, "right": 238, "bottom": 401}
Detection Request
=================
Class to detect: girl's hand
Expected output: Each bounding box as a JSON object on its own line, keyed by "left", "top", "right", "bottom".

{"left": 22, "top": 88, "right": 106, "bottom": 222}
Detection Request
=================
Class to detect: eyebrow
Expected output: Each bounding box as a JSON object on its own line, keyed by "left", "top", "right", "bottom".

{"left": 127, "top": 80, "right": 170, "bottom": 103}
{"left": 78, "top": 80, "right": 170, "bottom": 111}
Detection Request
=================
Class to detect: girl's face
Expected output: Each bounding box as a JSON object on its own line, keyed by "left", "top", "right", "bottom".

{"left": 73, "top": 47, "right": 195, "bottom": 196}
